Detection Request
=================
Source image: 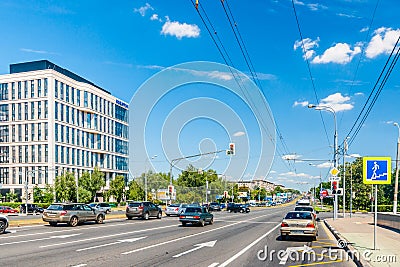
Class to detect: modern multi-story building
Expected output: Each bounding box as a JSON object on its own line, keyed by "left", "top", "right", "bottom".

{"left": 0, "top": 60, "right": 129, "bottom": 201}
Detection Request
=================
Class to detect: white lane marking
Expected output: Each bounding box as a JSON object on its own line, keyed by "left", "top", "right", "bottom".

{"left": 172, "top": 240, "right": 217, "bottom": 258}
{"left": 279, "top": 245, "right": 311, "bottom": 265}
{"left": 1, "top": 222, "right": 174, "bottom": 239}
{"left": 208, "top": 263, "right": 219, "bottom": 267}
{"left": 218, "top": 223, "right": 281, "bottom": 267}
{"left": 40, "top": 224, "right": 176, "bottom": 248}
{"left": 71, "top": 264, "right": 87, "bottom": 267}
{"left": 0, "top": 233, "right": 81, "bottom": 246}
{"left": 76, "top": 236, "right": 147, "bottom": 252}
{"left": 122, "top": 211, "right": 282, "bottom": 255}
{"left": 50, "top": 233, "right": 81, "bottom": 239}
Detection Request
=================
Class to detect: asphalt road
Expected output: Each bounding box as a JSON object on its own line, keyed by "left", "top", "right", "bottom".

{"left": 0, "top": 206, "right": 356, "bottom": 267}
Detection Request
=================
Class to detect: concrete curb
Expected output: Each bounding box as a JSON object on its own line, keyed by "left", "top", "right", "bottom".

{"left": 323, "top": 219, "right": 371, "bottom": 267}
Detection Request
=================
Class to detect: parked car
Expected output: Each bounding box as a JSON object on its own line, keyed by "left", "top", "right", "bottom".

{"left": 179, "top": 206, "right": 213, "bottom": 227}
{"left": 220, "top": 203, "right": 226, "bottom": 210}
{"left": 280, "top": 211, "right": 318, "bottom": 241}
{"left": 20, "top": 204, "right": 44, "bottom": 213}
{"left": 294, "top": 206, "right": 319, "bottom": 221}
{"left": 0, "top": 206, "right": 19, "bottom": 214}
{"left": 42, "top": 203, "right": 105, "bottom": 227}
{"left": 165, "top": 203, "right": 187, "bottom": 216}
{"left": 126, "top": 201, "right": 162, "bottom": 220}
{"left": 0, "top": 214, "right": 9, "bottom": 234}
{"left": 226, "top": 202, "right": 236, "bottom": 212}
{"left": 209, "top": 202, "right": 221, "bottom": 211}
{"left": 89, "top": 202, "right": 112, "bottom": 213}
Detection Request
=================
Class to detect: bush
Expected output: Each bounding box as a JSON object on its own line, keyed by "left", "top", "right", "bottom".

{"left": 0, "top": 202, "right": 51, "bottom": 210}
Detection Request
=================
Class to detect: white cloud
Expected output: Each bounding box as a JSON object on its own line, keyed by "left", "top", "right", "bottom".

{"left": 137, "top": 64, "right": 165, "bottom": 70}
{"left": 150, "top": 14, "right": 161, "bottom": 22}
{"left": 134, "top": 3, "right": 153, "bottom": 17}
{"left": 307, "top": 3, "right": 327, "bottom": 11}
{"left": 336, "top": 13, "right": 361, "bottom": 19}
{"left": 293, "top": 0, "right": 305, "bottom": 5}
{"left": 365, "top": 27, "right": 400, "bottom": 58}
{"left": 279, "top": 171, "right": 309, "bottom": 178}
{"left": 319, "top": 92, "right": 354, "bottom": 112}
{"left": 360, "top": 26, "right": 369, "bottom": 33}
{"left": 233, "top": 131, "right": 245, "bottom": 137}
{"left": 384, "top": 120, "right": 394, "bottom": 125}
{"left": 293, "top": 100, "right": 309, "bottom": 107}
{"left": 354, "top": 92, "right": 364, "bottom": 96}
{"left": 254, "top": 72, "right": 277, "bottom": 81}
{"left": 282, "top": 154, "right": 301, "bottom": 160}
{"left": 20, "top": 48, "right": 58, "bottom": 55}
{"left": 346, "top": 153, "right": 361, "bottom": 158}
{"left": 312, "top": 43, "right": 361, "bottom": 64}
{"left": 316, "top": 162, "right": 333, "bottom": 168}
{"left": 269, "top": 170, "right": 277, "bottom": 174}
{"left": 161, "top": 17, "right": 200, "bottom": 39}
{"left": 207, "top": 70, "right": 232, "bottom": 81}
{"left": 294, "top": 38, "right": 320, "bottom": 60}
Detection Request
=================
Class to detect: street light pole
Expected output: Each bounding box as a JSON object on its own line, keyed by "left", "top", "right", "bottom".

{"left": 393, "top": 122, "right": 400, "bottom": 214}
{"left": 145, "top": 155, "right": 157, "bottom": 202}
{"left": 308, "top": 104, "right": 338, "bottom": 220}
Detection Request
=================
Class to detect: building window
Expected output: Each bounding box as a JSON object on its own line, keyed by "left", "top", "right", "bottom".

{"left": 18, "top": 167, "right": 22, "bottom": 184}
{"left": 66, "top": 147, "right": 70, "bottom": 164}
{"left": 18, "top": 103, "right": 21, "bottom": 120}
{"left": 25, "top": 124, "right": 28, "bottom": 141}
{"left": 31, "top": 145, "right": 35, "bottom": 163}
{"left": 18, "top": 124, "right": 22, "bottom": 142}
{"left": 45, "top": 166, "right": 48, "bottom": 184}
{"left": 60, "top": 125, "right": 64, "bottom": 143}
{"left": 24, "top": 102, "right": 28, "bottom": 120}
{"left": 11, "top": 82, "right": 15, "bottom": 100}
{"left": 72, "top": 148, "right": 75, "bottom": 165}
{"left": 44, "top": 100, "right": 48, "bottom": 118}
{"left": 72, "top": 128, "right": 75, "bottom": 145}
{"left": 44, "top": 78, "right": 48, "bottom": 96}
{"left": 55, "top": 102, "right": 58, "bottom": 120}
{"left": 11, "top": 103, "right": 15, "bottom": 121}
{"left": 31, "top": 123, "right": 35, "bottom": 141}
{"left": 17, "top": 81, "right": 21, "bottom": 99}
{"left": 55, "top": 80, "right": 58, "bottom": 98}
{"left": 65, "top": 126, "right": 69, "bottom": 143}
{"left": 71, "top": 87, "right": 75, "bottom": 105}
{"left": 60, "top": 146, "right": 64, "bottom": 164}
{"left": 0, "top": 104, "right": 8, "bottom": 121}
{"left": 45, "top": 145, "right": 48, "bottom": 162}
{"left": 24, "top": 145, "right": 28, "bottom": 163}
{"left": 60, "top": 82, "right": 64, "bottom": 100}
{"left": 38, "top": 145, "right": 42, "bottom": 163}
{"left": 37, "top": 79, "right": 41, "bottom": 97}
{"left": 77, "top": 89, "right": 81, "bottom": 106}
{"left": 86, "top": 113, "right": 91, "bottom": 128}
{"left": 66, "top": 85, "right": 69, "bottom": 103}
{"left": 24, "top": 81, "right": 28, "bottom": 98}
{"left": 55, "top": 145, "right": 59, "bottom": 164}
{"left": 55, "top": 123, "right": 58, "bottom": 142}
{"left": 38, "top": 101, "right": 42, "bottom": 119}
{"left": 44, "top": 122, "right": 48, "bottom": 140}
{"left": 31, "top": 102, "right": 35, "bottom": 119}
{"left": 60, "top": 104, "right": 64, "bottom": 121}
{"left": 71, "top": 108, "right": 75, "bottom": 125}
{"left": 66, "top": 106, "right": 69, "bottom": 123}
{"left": 30, "top": 80, "right": 34, "bottom": 98}
{"left": 12, "top": 125, "right": 15, "bottom": 142}
{"left": 38, "top": 123, "right": 41, "bottom": 141}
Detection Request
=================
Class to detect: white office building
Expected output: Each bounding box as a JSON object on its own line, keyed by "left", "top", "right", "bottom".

{"left": 0, "top": 60, "right": 129, "bottom": 201}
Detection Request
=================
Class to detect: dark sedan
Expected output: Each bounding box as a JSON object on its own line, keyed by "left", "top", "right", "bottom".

{"left": 179, "top": 206, "right": 213, "bottom": 227}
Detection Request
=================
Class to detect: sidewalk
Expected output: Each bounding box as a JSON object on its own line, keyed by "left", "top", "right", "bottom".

{"left": 325, "top": 213, "right": 400, "bottom": 267}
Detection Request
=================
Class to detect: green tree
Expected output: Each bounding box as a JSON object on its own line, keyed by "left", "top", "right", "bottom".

{"left": 33, "top": 185, "right": 44, "bottom": 203}
{"left": 127, "top": 180, "right": 144, "bottom": 201}
{"left": 6, "top": 192, "right": 18, "bottom": 202}
{"left": 54, "top": 172, "right": 77, "bottom": 202}
{"left": 78, "top": 187, "right": 92, "bottom": 203}
{"left": 42, "top": 184, "right": 55, "bottom": 203}
{"left": 109, "top": 175, "right": 126, "bottom": 204}
{"left": 79, "top": 166, "right": 105, "bottom": 202}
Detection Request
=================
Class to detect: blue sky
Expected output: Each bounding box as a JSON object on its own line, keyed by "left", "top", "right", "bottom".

{"left": 1, "top": 0, "right": 400, "bottom": 191}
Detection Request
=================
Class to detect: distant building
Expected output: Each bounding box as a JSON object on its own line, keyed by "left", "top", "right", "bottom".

{"left": 0, "top": 60, "right": 129, "bottom": 201}
{"left": 236, "top": 179, "right": 279, "bottom": 192}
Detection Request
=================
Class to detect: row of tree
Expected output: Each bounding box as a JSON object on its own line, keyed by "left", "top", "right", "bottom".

{"left": 313, "top": 157, "right": 398, "bottom": 211}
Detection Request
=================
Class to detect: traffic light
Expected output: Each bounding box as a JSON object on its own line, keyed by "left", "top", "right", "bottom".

{"left": 168, "top": 185, "right": 174, "bottom": 195}
{"left": 223, "top": 191, "right": 228, "bottom": 198}
{"left": 331, "top": 181, "right": 338, "bottom": 194}
{"left": 226, "top": 143, "right": 235, "bottom": 155}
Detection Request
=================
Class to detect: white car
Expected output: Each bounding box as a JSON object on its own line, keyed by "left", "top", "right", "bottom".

{"left": 0, "top": 214, "right": 9, "bottom": 234}
{"left": 165, "top": 204, "right": 187, "bottom": 216}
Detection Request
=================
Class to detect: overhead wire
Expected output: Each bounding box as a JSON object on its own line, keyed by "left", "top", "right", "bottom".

{"left": 191, "top": 0, "right": 295, "bottom": 173}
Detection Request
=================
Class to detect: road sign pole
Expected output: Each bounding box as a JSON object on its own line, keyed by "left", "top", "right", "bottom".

{"left": 374, "top": 184, "right": 377, "bottom": 250}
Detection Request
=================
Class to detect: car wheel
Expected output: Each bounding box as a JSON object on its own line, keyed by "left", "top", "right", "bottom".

{"left": 240, "top": 209, "right": 244, "bottom": 213}
{"left": 49, "top": 222, "right": 57, "bottom": 226}
{"left": 0, "top": 220, "right": 6, "bottom": 233}
{"left": 96, "top": 214, "right": 104, "bottom": 224}
{"left": 127, "top": 216, "right": 133, "bottom": 220}
{"left": 69, "top": 216, "right": 79, "bottom": 227}
{"left": 229, "top": 210, "right": 232, "bottom": 213}
{"left": 144, "top": 212, "right": 149, "bottom": 220}
{"left": 157, "top": 212, "right": 162, "bottom": 219}
{"left": 200, "top": 219, "right": 205, "bottom": 227}
{"left": 181, "top": 222, "right": 186, "bottom": 227}
{"left": 209, "top": 218, "right": 214, "bottom": 225}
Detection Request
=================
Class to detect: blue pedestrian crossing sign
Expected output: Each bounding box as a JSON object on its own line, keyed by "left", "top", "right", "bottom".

{"left": 363, "top": 157, "right": 391, "bottom": 184}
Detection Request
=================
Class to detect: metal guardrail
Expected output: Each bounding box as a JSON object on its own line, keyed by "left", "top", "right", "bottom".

{"left": 377, "top": 213, "right": 400, "bottom": 232}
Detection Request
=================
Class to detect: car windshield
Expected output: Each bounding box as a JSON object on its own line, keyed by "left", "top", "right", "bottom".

{"left": 294, "top": 206, "right": 313, "bottom": 212}
{"left": 285, "top": 212, "right": 312, "bottom": 220}
{"left": 47, "top": 204, "right": 64, "bottom": 210}
{"left": 169, "top": 204, "right": 179, "bottom": 207}
{"left": 185, "top": 207, "right": 202, "bottom": 213}
{"left": 128, "top": 202, "right": 141, "bottom": 207}
{"left": 89, "top": 203, "right": 96, "bottom": 207}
